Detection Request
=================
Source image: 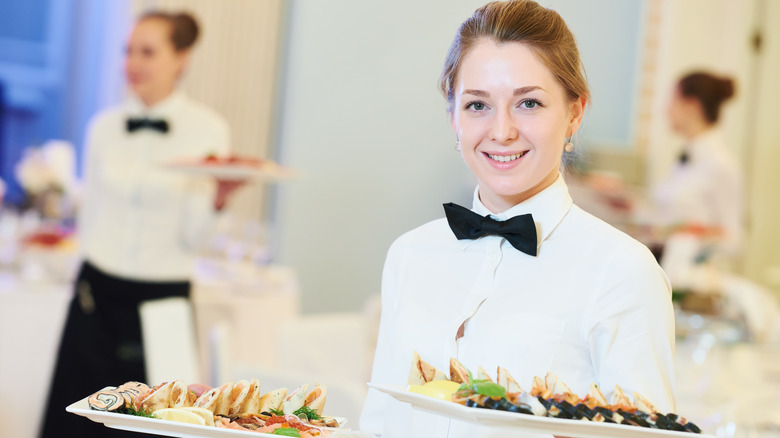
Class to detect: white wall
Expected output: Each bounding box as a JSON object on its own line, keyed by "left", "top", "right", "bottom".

{"left": 272, "top": 0, "right": 481, "bottom": 313}
{"left": 744, "top": 0, "right": 780, "bottom": 289}
{"left": 272, "top": 0, "right": 647, "bottom": 313}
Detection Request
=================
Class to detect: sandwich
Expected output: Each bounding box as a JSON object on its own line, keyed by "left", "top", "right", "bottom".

{"left": 408, "top": 351, "right": 447, "bottom": 385}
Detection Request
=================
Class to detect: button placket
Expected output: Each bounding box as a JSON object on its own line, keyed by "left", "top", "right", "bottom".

{"left": 454, "top": 239, "right": 498, "bottom": 357}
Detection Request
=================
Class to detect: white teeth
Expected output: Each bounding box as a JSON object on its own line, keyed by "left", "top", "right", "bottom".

{"left": 487, "top": 152, "right": 525, "bottom": 162}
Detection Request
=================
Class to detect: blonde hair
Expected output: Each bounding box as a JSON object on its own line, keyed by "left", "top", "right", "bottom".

{"left": 440, "top": 0, "right": 590, "bottom": 111}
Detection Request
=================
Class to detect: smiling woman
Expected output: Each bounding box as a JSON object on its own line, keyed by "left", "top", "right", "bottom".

{"left": 448, "top": 40, "right": 585, "bottom": 212}
{"left": 361, "top": 1, "right": 676, "bottom": 437}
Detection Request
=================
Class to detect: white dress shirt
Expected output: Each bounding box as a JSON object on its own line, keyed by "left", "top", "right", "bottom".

{"left": 78, "top": 90, "right": 230, "bottom": 281}
{"left": 360, "top": 174, "right": 676, "bottom": 438}
{"left": 650, "top": 129, "right": 744, "bottom": 257}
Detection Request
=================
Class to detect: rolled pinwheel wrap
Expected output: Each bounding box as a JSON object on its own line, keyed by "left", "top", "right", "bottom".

{"left": 228, "top": 380, "right": 251, "bottom": 416}
{"left": 88, "top": 388, "right": 125, "bottom": 412}
{"left": 214, "top": 382, "right": 234, "bottom": 416}
{"left": 169, "top": 380, "right": 189, "bottom": 408}
{"left": 304, "top": 384, "right": 327, "bottom": 416}
{"left": 194, "top": 386, "right": 221, "bottom": 413}
{"left": 115, "top": 381, "right": 150, "bottom": 407}
{"left": 282, "top": 383, "right": 309, "bottom": 415}
{"left": 257, "top": 387, "right": 287, "bottom": 414}
{"left": 139, "top": 381, "right": 174, "bottom": 412}
{"left": 241, "top": 378, "right": 262, "bottom": 414}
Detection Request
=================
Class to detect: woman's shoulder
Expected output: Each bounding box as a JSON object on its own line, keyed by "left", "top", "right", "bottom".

{"left": 565, "top": 205, "right": 656, "bottom": 261}
{"left": 178, "top": 95, "right": 229, "bottom": 130}
{"left": 389, "top": 218, "right": 454, "bottom": 252}
{"left": 86, "top": 105, "right": 127, "bottom": 138}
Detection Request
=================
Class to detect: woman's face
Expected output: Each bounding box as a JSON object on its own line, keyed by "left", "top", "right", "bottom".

{"left": 124, "top": 18, "right": 187, "bottom": 105}
{"left": 667, "top": 86, "right": 702, "bottom": 136}
{"left": 450, "top": 39, "right": 584, "bottom": 213}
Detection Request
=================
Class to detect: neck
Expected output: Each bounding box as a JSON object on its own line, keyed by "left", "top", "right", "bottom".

{"left": 683, "top": 120, "right": 714, "bottom": 142}
{"left": 480, "top": 169, "right": 559, "bottom": 214}
{"left": 138, "top": 86, "right": 175, "bottom": 108}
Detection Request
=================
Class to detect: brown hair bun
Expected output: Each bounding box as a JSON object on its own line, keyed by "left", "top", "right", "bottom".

{"left": 140, "top": 11, "right": 200, "bottom": 52}
{"left": 678, "top": 72, "right": 735, "bottom": 124}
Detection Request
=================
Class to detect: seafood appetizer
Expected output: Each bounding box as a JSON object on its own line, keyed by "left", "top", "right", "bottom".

{"left": 408, "top": 353, "right": 702, "bottom": 434}
{"left": 84, "top": 379, "right": 339, "bottom": 436}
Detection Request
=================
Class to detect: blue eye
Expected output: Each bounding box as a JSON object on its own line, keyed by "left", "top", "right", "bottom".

{"left": 520, "top": 99, "right": 542, "bottom": 109}
{"left": 465, "top": 101, "right": 487, "bottom": 111}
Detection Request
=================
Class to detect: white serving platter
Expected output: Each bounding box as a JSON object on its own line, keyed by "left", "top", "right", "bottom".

{"left": 163, "top": 160, "right": 295, "bottom": 181}
{"left": 367, "top": 383, "right": 714, "bottom": 438}
{"left": 67, "top": 396, "right": 345, "bottom": 438}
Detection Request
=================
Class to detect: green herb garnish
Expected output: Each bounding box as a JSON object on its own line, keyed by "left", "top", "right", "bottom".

{"left": 456, "top": 369, "right": 507, "bottom": 398}
{"left": 292, "top": 406, "right": 321, "bottom": 421}
{"left": 121, "top": 405, "right": 157, "bottom": 418}
{"left": 269, "top": 408, "right": 285, "bottom": 416}
{"left": 272, "top": 428, "right": 301, "bottom": 437}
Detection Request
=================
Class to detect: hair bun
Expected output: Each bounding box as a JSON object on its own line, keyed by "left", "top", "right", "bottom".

{"left": 717, "top": 77, "right": 735, "bottom": 102}
{"left": 172, "top": 12, "right": 199, "bottom": 50}
{"left": 140, "top": 10, "right": 200, "bottom": 51}
{"left": 678, "top": 71, "right": 736, "bottom": 123}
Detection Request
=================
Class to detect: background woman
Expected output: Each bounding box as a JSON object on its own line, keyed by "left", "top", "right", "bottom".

{"left": 360, "top": 1, "right": 675, "bottom": 437}
{"left": 650, "top": 72, "right": 742, "bottom": 264}
{"left": 41, "top": 11, "right": 239, "bottom": 437}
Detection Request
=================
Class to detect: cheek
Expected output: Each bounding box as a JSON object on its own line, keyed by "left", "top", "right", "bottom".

{"left": 456, "top": 117, "right": 487, "bottom": 144}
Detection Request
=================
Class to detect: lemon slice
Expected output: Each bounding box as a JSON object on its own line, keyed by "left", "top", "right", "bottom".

{"left": 152, "top": 408, "right": 206, "bottom": 425}
{"left": 178, "top": 407, "right": 215, "bottom": 427}
{"left": 408, "top": 380, "right": 461, "bottom": 401}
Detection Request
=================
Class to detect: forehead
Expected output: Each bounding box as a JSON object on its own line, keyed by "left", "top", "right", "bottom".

{"left": 456, "top": 39, "right": 560, "bottom": 93}
{"left": 130, "top": 18, "right": 171, "bottom": 44}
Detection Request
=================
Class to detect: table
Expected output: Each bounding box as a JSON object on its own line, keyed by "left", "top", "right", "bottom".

{"left": 0, "top": 257, "right": 299, "bottom": 438}
{"left": 0, "top": 272, "right": 71, "bottom": 438}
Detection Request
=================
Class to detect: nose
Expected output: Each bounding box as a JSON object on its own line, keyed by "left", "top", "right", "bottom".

{"left": 490, "top": 107, "right": 518, "bottom": 144}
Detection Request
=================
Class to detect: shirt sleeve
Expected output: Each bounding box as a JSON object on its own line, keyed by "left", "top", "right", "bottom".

{"left": 583, "top": 238, "right": 677, "bottom": 414}
{"left": 707, "top": 159, "right": 744, "bottom": 259}
{"left": 178, "top": 115, "right": 231, "bottom": 252}
{"left": 359, "top": 238, "right": 405, "bottom": 436}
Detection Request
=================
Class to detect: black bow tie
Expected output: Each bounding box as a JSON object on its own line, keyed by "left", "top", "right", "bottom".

{"left": 126, "top": 117, "right": 169, "bottom": 133}
{"left": 443, "top": 202, "right": 538, "bottom": 256}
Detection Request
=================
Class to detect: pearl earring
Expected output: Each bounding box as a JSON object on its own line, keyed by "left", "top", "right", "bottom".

{"left": 455, "top": 139, "right": 461, "bottom": 151}
{"left": 564, "top": 137, "right": 574, "bottom": 152}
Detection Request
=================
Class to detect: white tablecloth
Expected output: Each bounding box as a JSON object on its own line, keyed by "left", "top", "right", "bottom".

{"left": 0, "top": 272, "right": 71, "bottom": 438}
{"left": 0, "top": 257, "right": 300, "bottom": 438}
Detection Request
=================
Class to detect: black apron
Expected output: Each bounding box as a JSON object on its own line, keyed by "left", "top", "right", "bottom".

{"left": 40, "top": 261, "right": 191, "bottom": 438}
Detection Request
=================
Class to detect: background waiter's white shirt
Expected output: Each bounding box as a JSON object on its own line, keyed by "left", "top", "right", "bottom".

{"left": 79, "top": 90, "right": 230, "bottom": 281}
{"left": 651, "top": 129, "right": 744, "bottom": 257}
{"left": 360, "top": 174, "right": 676, "bottom": 438}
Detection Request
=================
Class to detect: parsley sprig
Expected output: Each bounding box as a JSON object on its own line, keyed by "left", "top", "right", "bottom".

{"left": 292, "top": 406, "right": 321, "bottom": 421}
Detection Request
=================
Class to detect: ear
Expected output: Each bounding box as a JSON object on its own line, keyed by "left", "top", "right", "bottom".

{"left": 567, "top": 96, "right": 586, "bottom": 136}
{"left": 449, "top": 108, "right": 462, "bottom": 138}
{"left": 175, "top": 49, "right": 192, "bottom": 78}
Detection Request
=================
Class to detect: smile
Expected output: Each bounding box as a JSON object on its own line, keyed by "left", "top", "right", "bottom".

{"left": 486, "top": 151, "right": 528, "bottom": 162}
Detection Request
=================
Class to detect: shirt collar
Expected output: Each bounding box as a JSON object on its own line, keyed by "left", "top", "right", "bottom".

{"left": 125, "top": 89, "right": 185, "bottom": 118}
{"left": 686, "top": 128, "right": 721, "bottom": 160}
{"left": 471, "top": 172, "right": 573, "bottom": 244}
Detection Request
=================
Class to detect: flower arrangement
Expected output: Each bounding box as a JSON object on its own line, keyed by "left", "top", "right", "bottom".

{"left": 14, "top": 140, "right": 78, "bottom": 220}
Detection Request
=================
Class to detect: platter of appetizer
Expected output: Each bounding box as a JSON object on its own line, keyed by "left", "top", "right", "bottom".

{"left": 163, "top": 154, "right": 295, "bottom": 181}
{"left": 368, "top": 352, "right": 715, "bottom": 438}
{"left": 67, "top": 379, "right": 346, "bottom": 437}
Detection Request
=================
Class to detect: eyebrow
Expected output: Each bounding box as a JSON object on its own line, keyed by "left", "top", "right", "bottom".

{"left": 462, "top": 86, "right": 544, "bottom": 97}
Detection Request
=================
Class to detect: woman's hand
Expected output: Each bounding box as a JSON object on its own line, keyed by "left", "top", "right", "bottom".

{"left": 213, "top": 178, "right": 246, "bottom": 211}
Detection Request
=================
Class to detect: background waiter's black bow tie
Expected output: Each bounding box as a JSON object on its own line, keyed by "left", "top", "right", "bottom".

{"left": 443, "top": 202, "right": 538, "bottom": 256}
{"left": 126, "top": 117, "right": 169, "bottom": 133}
